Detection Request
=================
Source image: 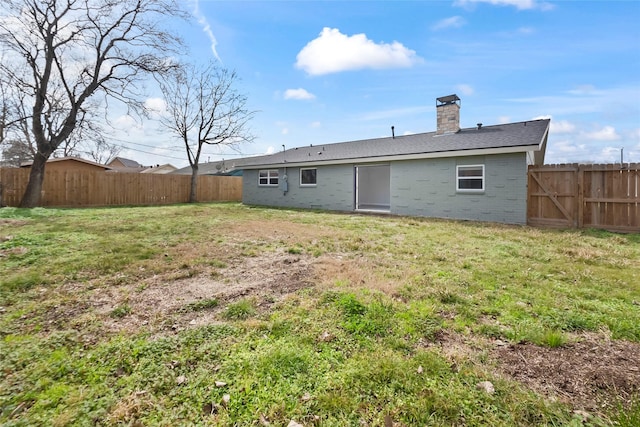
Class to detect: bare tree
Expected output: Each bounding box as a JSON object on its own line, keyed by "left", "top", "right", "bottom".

{"left": 158, "top": 62, "right": 255, "bottom": 202}
{"left": 0, "top": 0, "right": 186, "bottom": 207}
{"left": 1, "top": 138, "right": 33, "bottom": 167}
{"left": 0, "top": 78, "right": 36, "bottom": 166}
{"left": 84, "top": 138, "right": 121, "bottom": 165}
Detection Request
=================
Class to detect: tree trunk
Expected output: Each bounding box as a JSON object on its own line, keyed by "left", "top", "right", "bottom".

{"left": 189, "top": 166, "right": 198, "bottom": 203}
{"left": 19, "top": 154, "right": 48, "bottom": 207}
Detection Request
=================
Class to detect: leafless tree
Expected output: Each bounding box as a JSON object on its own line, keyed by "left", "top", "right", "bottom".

{"left": 84, "top": 138, "right": 121, "bottom": 165}
{"left": 158, "top": 62, "right": 255, "bottom": 202}
{"left": 0, "top": 0, "right": 187, "bottom": 207}
{"left": 1, "top": 138, "right": 33, "bottom": 167}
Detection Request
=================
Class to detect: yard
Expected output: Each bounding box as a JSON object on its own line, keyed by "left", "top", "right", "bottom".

{"left": 0, "top": 203, "right": 638, "bottom": 426}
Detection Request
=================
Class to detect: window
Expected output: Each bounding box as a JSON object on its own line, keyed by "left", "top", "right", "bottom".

{"left": 300, "top": 168, "right": 317, "bottom": 186}
{"left": 457, "top": 165, "right": 484, "bottom": 192}
{"left": 259, "top": 169, "right": 279, "bottom": 186}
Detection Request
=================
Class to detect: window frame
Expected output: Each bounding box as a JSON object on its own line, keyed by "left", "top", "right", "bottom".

{"left": 456, "top": 164, "right": 485, "bottom": 193}
{"left": 258, "top": 169, "right": 279, "bottom": 187}
{"left": 299, "top": 167, "right": 317, "bottom": 187}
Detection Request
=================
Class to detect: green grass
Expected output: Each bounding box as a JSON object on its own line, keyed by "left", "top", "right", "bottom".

{"left": 0, "top": 203, "right": 638, "bottom": 426}
{"left": 223, "top": 298, "right": 256, "bottom": 320}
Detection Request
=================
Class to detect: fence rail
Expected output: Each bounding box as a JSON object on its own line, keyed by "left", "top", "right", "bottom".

{"left": 527, "top": 163, "right": 639, "bottom": 233}
{"left": 0, "top": 168, "right": 242, "bottom": 207}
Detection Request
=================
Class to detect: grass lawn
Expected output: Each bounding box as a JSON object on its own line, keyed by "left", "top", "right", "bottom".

{"left": 1, "top": 203, "right": 639, "bottom": 426}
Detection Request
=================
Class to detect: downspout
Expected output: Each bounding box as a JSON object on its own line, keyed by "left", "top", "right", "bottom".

{"left": 282, "top": 144, "right": 288, "bottom": 195}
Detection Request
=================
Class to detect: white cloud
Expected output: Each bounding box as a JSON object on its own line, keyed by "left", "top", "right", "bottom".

{"left": 284, "top": 88, "right": 316, "bottom": 100}
{"left": 551, "top": 120, "right": 576, "bottom": 134}
{"left": 532, "top": 115, "right": 576, "bottom": 134}
{"left": 558, "top": 141, "right": 582, "bottom": 153}
{"left": 456, "top": 84, "right": 475, "bottom": 96}
{"left": 295, "top": 27, "right": 420, "bottom": 76}
{"left": 432, "top": 16, "right": 466, "bottom": 31}
{"left": 113, "top": 115, "right": 142, "bottom": 133}
{"left": 144, "top": 97, "right": 167, "bottom": 118}
{"left": 454, "top": 0, "right": 554, "bottom": 11}
{"left": 310, "top": 121, "right": 321, "bottom": 128}
{"left": 190, "top": 0, "right": 221, "bottom": 62}
{"left": 582, "top": 125, "right": 620, "bottom": 141}
{"left": 497, "top": 116, "right": 511, "bottom": 124}
{"left": 265, "top": 146, "right": 275, "bottom": 155}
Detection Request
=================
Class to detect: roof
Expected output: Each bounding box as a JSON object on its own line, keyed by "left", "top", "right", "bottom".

{"left": 20, "top": 156, "right": 112, "bottom": 170}
{"left": 109, "top": 157, "right": 143, "bottom": 168}
{"left": 173, "top": 119, "right": 549, "bottom": 175}
{"left": 140, "top": 164, "right": 177, "bottom": 174}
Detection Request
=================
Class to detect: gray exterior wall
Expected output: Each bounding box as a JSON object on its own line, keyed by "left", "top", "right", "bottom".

{"left": 243, "top": 164, "right": 354, "bottom": 211}
{"left": 390, "top": 153, "right": 528, "bottom": 224}
{"left": 242, "top": 152, "right": 528, "bottom": 224}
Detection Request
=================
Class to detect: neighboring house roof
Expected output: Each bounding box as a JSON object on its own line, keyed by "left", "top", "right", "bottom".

{"left": 20, "top": 156, "right": 112, "bottom": 170}
{"left": 108, "top": 157, "right": 143, "bottom": 168}
{"left": 140, "top": 164, "right": 177, "bottom": 174}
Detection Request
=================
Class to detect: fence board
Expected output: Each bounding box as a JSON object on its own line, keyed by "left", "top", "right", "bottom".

{"left": 528, "top": 163, "right": 639, "bottom": 233}
{"left": 0, "top": 168, "right": 242, "bottom": 207}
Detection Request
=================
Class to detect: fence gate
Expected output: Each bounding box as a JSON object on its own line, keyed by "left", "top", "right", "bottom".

{"left": 527, "top": 163, "right": 639, "bottom": 233}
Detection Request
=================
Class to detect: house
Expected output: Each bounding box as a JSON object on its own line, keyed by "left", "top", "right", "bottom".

{"left": 140, "top": 164, "right": 177, "bottom": 174}
{"left": 107, "top": 157, "right": 148, "bottom": 172}
{"left": 20, "top": 156, "right": 113, "bottom": 172}
{"left": 199, "top": 95, "right": 549, "bottom": 225}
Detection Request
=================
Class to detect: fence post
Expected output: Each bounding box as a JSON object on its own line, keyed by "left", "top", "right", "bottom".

{"left": 577, "top": 164, "right": 584, "bottom": 229}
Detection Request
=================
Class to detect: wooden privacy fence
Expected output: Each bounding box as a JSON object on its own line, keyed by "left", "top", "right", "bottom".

{"left": 528, "top": 163, "right": 639, "bottom": 233}
{"left": 0, "top": 168, "right": 242, "bottom": 207}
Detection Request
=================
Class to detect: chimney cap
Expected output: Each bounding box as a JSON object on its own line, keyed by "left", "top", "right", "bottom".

{"left": 436, "top": 94, "right": 461, "bottom": 107}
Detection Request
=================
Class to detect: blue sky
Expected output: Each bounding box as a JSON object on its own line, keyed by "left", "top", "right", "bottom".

{"left": 112, "top": 0, "right": 640, "bottom": 168}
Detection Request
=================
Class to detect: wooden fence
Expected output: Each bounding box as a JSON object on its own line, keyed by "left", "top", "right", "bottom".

{"left": 0, "top": 168, "right": 242, "bottom": 207}
{"left": 528, "top": 163, "right": 639, "bottom": 233}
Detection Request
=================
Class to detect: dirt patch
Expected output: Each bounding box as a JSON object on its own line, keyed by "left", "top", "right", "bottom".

{"left": 493, "top": 333, "right": 640, "bottom": 412}
{"left": 0, "top": 219, "right": 28, "bottom": 227}
{"left": 223, "top": 219, "right": 342, "bottom": 243}
{"left": 95, "top": 250, "right": 315, "bottom": 335}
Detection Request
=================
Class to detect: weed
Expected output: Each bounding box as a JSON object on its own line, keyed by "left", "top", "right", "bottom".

{"left": 208, "top": 259, "right": 227, "bottom": 268}
{"left": 540, "top": 329, "right": 567, "bottom": 348}
{"left": 223, "top": 299, "right": 256, "bottom": 320}
{"left": 185, "top": 298, "right": 219, "bottom": 312}
{"left": 611, "top": 395, "right": 640, "bottom": 427}
{"left": 110, "top": 304, "right": 132, "bottom": 318}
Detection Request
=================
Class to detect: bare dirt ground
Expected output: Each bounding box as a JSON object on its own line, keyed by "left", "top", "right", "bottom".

{"left": 428, "top": 329, "right": 640, "bottom": 417}
{"left": 493, "top": 334, "right": 640, "bottom": 414}
{"left": 93, "top": 251, "right": 317, "bottom": 335}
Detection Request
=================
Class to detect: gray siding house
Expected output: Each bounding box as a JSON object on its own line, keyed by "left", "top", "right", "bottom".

{"left": 187, "top": 95, "right": 549, "bottom": 224}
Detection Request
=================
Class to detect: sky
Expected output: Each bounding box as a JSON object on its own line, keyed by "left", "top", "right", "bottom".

{"left": 108, "top": 0, "right": 640, "bottom": 168}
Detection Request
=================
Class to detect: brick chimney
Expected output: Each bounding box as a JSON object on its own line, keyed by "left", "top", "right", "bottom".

{"left": 436, "top": 94, "right": 461, "bottom": 135}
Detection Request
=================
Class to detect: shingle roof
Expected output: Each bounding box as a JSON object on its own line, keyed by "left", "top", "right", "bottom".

{"left": 173, "top": 119, "right": 549, "bottom": 175}
{"left": 110, "top": 157, "right": 142, "bottom": 168}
